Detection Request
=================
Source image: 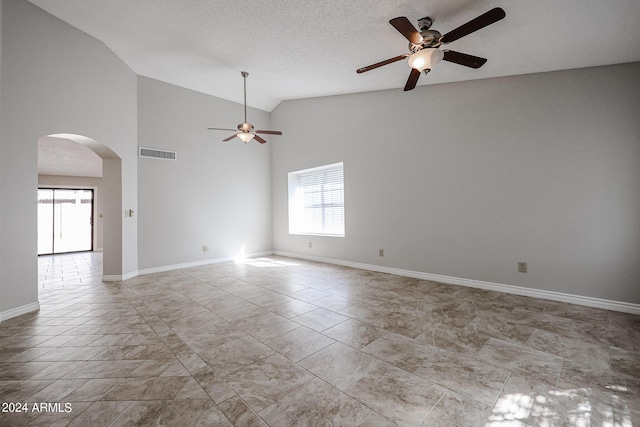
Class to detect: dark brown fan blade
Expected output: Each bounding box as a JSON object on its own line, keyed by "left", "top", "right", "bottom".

{"left": 255, "top": 130, "right": 283, "bottom": 135}
{"left": 389, "top": 17, "right": 422, "bottom": 44}
{"left": 443, "top": 50, "right": 487, "bottom": 69}
{"left": 222, "top": 134, "right": 237, "bottom": 142}
{"left": 356, "top": 54, "right": 409, "bottom": 74}
{"left": 441, "top": 7, "right": 505, "bottom": 44}
{"left": 253, "top": 134, "right": 267, "bottom": 144}
{"left": 208, "top": 127, "right": 237, "bottom": 132}
{"left": 404, "top": 68, "right": 421, "bottom": 91}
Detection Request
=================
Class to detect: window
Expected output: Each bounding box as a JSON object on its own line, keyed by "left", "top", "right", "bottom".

{"left": 288, "top": 162, "right": 345, "bottom": 236}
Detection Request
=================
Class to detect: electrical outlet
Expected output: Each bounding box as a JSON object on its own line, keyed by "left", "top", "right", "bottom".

{"left": 518, "top": 262, "right": 527, "bottom": 273}
{"left": 203, "top": 245, "right": 208, "bottom": 252}
{"left": 379, "top": 249, "right": 384, "bottom": 257}
{"left": 308, "top": 242, "right": 312, "bottom": 248}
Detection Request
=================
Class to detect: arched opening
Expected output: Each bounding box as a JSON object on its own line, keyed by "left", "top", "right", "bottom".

{"left": 37, "top": 133, "right": 123, "bottom": 281}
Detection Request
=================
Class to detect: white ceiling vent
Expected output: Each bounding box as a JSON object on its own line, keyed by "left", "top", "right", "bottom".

{"left": 139, "top": 147, "right": 177, "bottom": 161}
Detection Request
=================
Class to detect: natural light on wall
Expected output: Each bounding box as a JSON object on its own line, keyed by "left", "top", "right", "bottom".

{"left": 288, "top": 162, "right": 345, "bottom": 237}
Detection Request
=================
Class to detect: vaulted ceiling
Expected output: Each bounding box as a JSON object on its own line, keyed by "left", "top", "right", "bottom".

{"left": 28, "top": 0, "right": 640, "bottom": 112}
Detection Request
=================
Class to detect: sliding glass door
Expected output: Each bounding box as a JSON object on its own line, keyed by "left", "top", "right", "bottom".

{"left": 38, "top": 188, "right": 94, "bottom": 255}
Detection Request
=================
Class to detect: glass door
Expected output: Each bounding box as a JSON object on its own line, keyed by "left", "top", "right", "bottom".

{"left": 38, "top": 188, "right": 94, "bottom": 255}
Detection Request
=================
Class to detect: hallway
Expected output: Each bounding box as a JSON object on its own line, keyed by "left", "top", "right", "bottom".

{"left": 38, "top": 252, "right": 103, "bottom": 292}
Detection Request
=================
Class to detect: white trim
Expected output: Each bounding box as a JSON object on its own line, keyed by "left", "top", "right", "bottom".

{"left": 0, "top": 302, "right": 40, "bottom": 323}
{"left": 138, "top": 251, "right": 274, "bottom": 276}
{"left": 101, "top": 251, "right": 275, "bottom": 281}
{"left": 274, "top": 251, "right": 640, "bottom": 315}
{"left": 102, "top": 271, "right": 138, "bottom": 282}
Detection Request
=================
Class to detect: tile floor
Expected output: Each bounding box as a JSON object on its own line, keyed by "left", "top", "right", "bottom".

{"left": 1, "top": 252, "right": 639, "bottom": 426}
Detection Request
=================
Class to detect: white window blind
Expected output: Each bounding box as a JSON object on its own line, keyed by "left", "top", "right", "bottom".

{"left": 288, "top": 163, "right": 345, "bottom": 236}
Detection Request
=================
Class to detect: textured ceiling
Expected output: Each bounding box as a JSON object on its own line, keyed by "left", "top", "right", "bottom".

{"left": 38, "top": 137, "right": 103, "bottom": 177}
{"left": 27, "top": 0, "right": 640, "bottom": 111}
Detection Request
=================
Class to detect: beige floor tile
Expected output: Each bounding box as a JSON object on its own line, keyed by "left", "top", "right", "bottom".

{"left": 219, "top": 396, "right": 268, "bottom": 426}
{"left": 259, "top": 377, "right": 377, "bottom": 426}
{"left": 413, "top": 353, "right": 509, "bottom": 407}
{"left": 292, "top": 308, "right": 349, "bottom": 332}
{"left": 344, "top": 362, "right": 445, "bottom": 426}
{"left": 478, "top": 338, "right": 563, "bottom": 385}
{"left": 268, "top": 299, "right": 318, "bottom": 318}
{"left": 29, "top": 401, "right": 93, "bottom": 427}
{"left": 526, "top": 328, "right": 610, "bottom": 370}
{"left": 67, "top": 400, "right": 133, "bottom": 427}
{"left": 290, "top": 288, "right": 330, "bottom": 302}
{"left": 416, "top": 322, "right": 491, "bottom": 355}
{"left": 421, "top": 391, "right": 492, "bottom": 427}
{"left": 64, "top": 378, "right": 121, "bottom": 401}
{"left": 199, "top": 335, "right": 274, "bottom": 377}
{"left": 26, "top": 378, "right": 88, "bottom": 402}
{"left": 0, "top": 361, "right": 54, "bottom": 381}
{"left": 609, "top": 346, "right": 640, "bottom": 377}
{"left": 299, "top": 342, "right": 381, "bottom": 390}
{"left": 265, "top": 326, "right": 334, "bottom": 362}
{"left": 463, "top": 315, "right": 534, "bottom": 344}
{"left": 372, "top": 311, "right": 437, "bottom": 338}
{"left": 224, "top": 353, "right": 315, "bottom": 412}
{"left": 174, "top": 377, "right": 210, "bottom": 400}
{"left": 100, "top": 376, "right": 191, "bottom": 400}
{"left": 362, "top": 333, "right": 443, "bottom": 372}
{"left": 191, "top": 366, "right": 235, "bottom": 403}
{"left": 323, "top": 318, "right": 389, "bottom": 349}
{"left": 0, "top": 252, "right": 635, "bottom": 426}
{"left": 0, "top": 379, "right": 53, "bottom": 401}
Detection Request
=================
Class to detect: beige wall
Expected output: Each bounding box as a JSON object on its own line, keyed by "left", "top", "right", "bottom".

{"left": 1, "top": 0, "right": 137, "bottom": 316}
{"left": 137, "top": 77, "right": 273, "bottom": 269}
{"left": 272, "top": 63, "right": 640, "bottom": 304}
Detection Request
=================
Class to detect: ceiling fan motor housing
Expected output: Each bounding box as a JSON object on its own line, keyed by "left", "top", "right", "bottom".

{"left": 411, "top": 29, "right": 442, "bottom": 53}
{"left": 238, "top": 122, "right": 254, "bottom": 132}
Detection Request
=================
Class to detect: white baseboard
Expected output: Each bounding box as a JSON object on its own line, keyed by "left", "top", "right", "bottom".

{"left": 102, "top": 251, "right": 275, "bottom": 282}
{"left": 274, "top": 251, "right": 640, "bottom": 315}
{"left": 102, "top": 271, "right": 142, "bottom": 282}
{"left": 0, "top": 301, "right": 40, "bottom": 323}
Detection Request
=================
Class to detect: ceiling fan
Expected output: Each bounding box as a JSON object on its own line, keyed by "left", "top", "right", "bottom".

{"left": 357, "top": 7, "right": 505, "bottom": 91}
{"left": 208, "top": 71, "right": 282, "bottom": 144}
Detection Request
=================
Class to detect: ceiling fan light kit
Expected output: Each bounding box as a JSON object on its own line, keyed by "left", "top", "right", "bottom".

{"left": 407, "top": 48, "right": 443, "bottom": 72}
{"left": 357, "top": 7, "right": 506, "bottom": 91}
{"left": 237, "top": 133, "right": 254, "bottom": 143}
{"left": 207, "top": 71, "right": 283, "bottom": 144}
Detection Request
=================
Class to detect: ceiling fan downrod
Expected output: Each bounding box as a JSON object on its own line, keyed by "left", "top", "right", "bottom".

{"left": 241, "top": 71, "right": 249, "bottom": 124}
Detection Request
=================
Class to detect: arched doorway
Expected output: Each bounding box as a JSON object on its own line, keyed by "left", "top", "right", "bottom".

{"left": 37, "top": 133, "right": 123, "bottom": 280}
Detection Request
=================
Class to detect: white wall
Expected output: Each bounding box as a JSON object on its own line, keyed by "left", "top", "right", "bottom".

{"left": 137, "top": 77, "right": 272, "bottom": 270}
{"left": 38, "top": 174, "right": 105, "bottom": 251}
{"left": 271, "top": 63, "right": 640, "bottom": 304}
{"left": 0, "top": 0, "right": 138, "bottom": 316}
